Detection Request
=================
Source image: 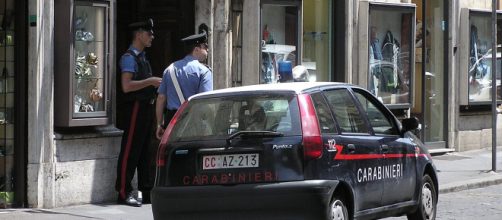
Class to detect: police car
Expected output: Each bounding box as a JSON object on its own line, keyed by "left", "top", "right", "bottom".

{"left": 151, "top": 82, "right": 438, "bottom": 220}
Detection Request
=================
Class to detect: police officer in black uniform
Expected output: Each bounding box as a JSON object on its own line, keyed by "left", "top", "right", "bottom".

{"left": 115, "top": 19, "right": 162, "bottom": 207}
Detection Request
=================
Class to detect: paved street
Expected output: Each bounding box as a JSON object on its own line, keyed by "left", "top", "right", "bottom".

{"left": 1, "top": 186, "right": 502, "bottom": 220}
{"left": 0, "top": 148, "right": 501, "bottom": 220}
{"left": 0, "top": 204, "right": 154, "bottom": 220}
{"left": 386, "top": 184, "right": 502, "bottom": 220}
{"left": 2, "top": 184, "right": 502, "bottom": 220}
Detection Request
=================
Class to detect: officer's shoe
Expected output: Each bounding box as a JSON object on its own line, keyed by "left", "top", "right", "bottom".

{"left": 118, "top": 192, "right": 142, "bottom": 207}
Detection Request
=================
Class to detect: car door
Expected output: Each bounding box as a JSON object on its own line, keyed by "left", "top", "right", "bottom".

{"left": 351, "top": 88, "right": 417, "bottom": 205}
{"left": 322, "top": 88, "right": 384, "bottom": 212}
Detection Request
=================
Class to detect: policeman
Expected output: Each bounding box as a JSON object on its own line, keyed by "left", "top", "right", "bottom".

{"left": 155, "top": 31, "right": 213, "bottom": 139}
{"left": 115, "top": 19, "right": 162, "bottom": 207}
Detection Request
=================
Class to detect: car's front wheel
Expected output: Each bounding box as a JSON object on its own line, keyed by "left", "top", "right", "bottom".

{"left": 408, "top": 174, "right": 437, "bottom": 220}
{"left": 329, "top": 195, "right": 349, "bottom": 220}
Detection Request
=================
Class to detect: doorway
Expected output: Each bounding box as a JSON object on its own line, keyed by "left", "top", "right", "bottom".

{"left": 115, "top": 0, "right": 195, "bottom": 189}
{"left": 411, "top": 0, "right": 448, "bottom": 148}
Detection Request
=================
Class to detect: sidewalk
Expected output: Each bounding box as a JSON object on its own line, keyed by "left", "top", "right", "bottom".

{"left": 433, "top": 147, "right": 502, "bottom": 194}
{"left": 1, "top": 147, "right": 501, "bottom": 220}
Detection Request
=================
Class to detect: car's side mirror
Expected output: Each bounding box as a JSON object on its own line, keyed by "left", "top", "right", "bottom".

{"left": 402, "top": 117, "right": 421, "bottom": 133}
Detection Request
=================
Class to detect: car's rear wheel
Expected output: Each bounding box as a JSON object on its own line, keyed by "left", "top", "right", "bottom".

{"left": 408, "top": 174, "right": 437, "bottom": 220}
{"left": 329, "top": 195, "right": 349, "bottom": 220}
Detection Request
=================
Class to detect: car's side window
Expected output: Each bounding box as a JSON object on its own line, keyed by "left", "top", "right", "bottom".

{"left": 323, "top": 89, "right": 369, "bottom": 134}
{"left": 311, "top": 93, "right": 337, "bottom": 134}
{"left": 353, "top": 89, "right": 398, "bottom": 135}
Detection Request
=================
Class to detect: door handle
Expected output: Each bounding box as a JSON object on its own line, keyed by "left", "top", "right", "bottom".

{"left": 347, "top": 144, "right": 356, "bottom": 153}
{"left": 381, "top": 144, "right": 389, "bottom": 153}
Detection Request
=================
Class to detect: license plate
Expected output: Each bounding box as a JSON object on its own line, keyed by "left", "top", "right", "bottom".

{"left": 202, "top": 153, "right": 259, "bottom": 170}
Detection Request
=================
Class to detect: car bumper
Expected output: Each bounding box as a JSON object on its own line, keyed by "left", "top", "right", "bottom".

{"left": 151, "top": 180, "right": 340, "bottom": 220}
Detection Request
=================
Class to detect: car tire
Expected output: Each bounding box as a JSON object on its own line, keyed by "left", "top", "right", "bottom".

{"left": 328, "top": 195, "right": 349, "bottom": 220}
{"left": 407, "top": 174, "right": 437, "bottom": 220}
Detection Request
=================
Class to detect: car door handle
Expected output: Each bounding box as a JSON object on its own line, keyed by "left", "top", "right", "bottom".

{"left": 381, "top": 144, "right": 389, "bottom": 153}
{"left": 347, "top": 144, "right": 356, "bottom": 153}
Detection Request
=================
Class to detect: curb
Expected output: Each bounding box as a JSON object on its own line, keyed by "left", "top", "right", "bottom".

{"left": 439, "top": 175, "right": 502, "bottom": 194}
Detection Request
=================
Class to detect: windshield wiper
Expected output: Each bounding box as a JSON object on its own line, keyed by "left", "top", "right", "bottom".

{"left": 226, "top": 131, "right": 284, "bottom": 146}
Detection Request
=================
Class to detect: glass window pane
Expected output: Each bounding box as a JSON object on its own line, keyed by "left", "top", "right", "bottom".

{"left": 311, "top": 93, "right": 337, "bottom": 134}
{"left": 468, "top": 12, "right": 502, "bottom": 103}
{"left": 261, "top": 4, "right": 298, "bottom": 83}
{"left": 369, "top": 6, "right": 413, "bottom": 105}
{"left": 423, "top": 0, "right": 446, "bottom": 142}
{"left": 354, "top": 90, "right": 397, "bottom": 135}
{"left": 73, "top": 3, "right": 106, "bottom": 114}
{"left": 324, "top": 89, "right": 369, "bottom": 134}
{"left": 170, "top": 94, "right": 302, "bottom": 141}
{"left": 303, "top": 0, "right": 331, "bottom": 82}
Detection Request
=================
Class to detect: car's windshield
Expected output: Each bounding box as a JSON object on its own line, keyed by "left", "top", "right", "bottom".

{"left": 169, "top": 93, "right": 302, "bottom": 141}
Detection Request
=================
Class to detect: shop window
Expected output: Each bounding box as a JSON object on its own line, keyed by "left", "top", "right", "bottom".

{"left": 459, "top": 8, "right": 502, "bottom": 105}
{"left": 368, "top": 4, "right": 414, "bottom": 106}
{"left": 260, "top": 1, "right": 300, "bottom": 84}
{"left": 361, "top": 2, "right": 415, "bottom": 108}
{"left": 55, "top": 0, "right": 112, "bottom": 127}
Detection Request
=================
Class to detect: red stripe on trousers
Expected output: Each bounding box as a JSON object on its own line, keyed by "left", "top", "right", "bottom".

{"left": 120, "top": 101, "right": 140, "bottom": 199}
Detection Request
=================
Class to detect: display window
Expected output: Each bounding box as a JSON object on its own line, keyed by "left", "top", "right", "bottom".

{"left": 260, "top": 1, "right": 300, "bottom": 84}
{"left": 55, "top": 0, "right": 111, "bottom": 127}
{"left": 467, "top": 11, "right": 502, "bottom": 103}
{"left": 74, "top": 4, "right": 106, "bottom": 114}
{"left": 367, "top": 4, "right": 415, "bottom": 107}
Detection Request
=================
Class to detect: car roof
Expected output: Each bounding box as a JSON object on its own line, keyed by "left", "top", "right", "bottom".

{"left": 189, "top": 82, "right": 352, "bottom": 100}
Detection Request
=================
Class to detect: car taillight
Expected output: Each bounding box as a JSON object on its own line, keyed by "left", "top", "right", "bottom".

{"left": 298, "top": 94, "right": 323, "bottom": 160}
{"left": 156, "top": 101, "right": 189, "bottom": 167}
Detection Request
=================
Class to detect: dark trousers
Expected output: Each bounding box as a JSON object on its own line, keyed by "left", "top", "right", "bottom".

{"left": 116, "top": 99, "right": 154, "bottom": 199}
{"left": 163, "top": 109, "right": 178, "bottom": 128}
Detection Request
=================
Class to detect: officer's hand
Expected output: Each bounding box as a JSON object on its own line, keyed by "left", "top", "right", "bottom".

{"left": 150, "top": 77, "right": 162, "bottom": 88}
{"left": 156, "top": 126, "right": 165, "bottom": 140}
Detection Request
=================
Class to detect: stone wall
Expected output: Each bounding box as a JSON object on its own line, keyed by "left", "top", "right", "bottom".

{"left": 457, "top": 113, "right": 502, "bottom": 151}
{"left": 53, "top": 129, "right": 122, "bottom": 207}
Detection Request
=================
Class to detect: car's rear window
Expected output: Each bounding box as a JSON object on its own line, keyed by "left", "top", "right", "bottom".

{"left": 169, "top": 93, "right": 302, "bottom": 141}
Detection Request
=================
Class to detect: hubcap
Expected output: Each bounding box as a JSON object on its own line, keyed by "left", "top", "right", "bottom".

{"left": 422, "top": 183, "right": 434, "bottom": 218}
{"left": 331, "top": 200, "right": 346, "bottom": 220}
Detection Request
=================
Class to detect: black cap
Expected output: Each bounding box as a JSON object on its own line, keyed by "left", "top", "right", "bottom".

{"left": 128, "top": 19, "right": 154, "bottom": 33}
{"left": 181, "top": 31, "right": 207, "bottom": 46}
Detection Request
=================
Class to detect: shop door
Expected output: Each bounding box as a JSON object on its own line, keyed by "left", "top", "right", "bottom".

{"left": 411, "top": 0, "right": 448, "bottom": 148}
{"left": 0, "top": 0, "right": 26, "bottom": 208}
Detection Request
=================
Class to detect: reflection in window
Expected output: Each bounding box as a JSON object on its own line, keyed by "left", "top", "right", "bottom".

{"left": 170, "top": 95, "right": 301, "bottom": 141}
{"left": 324, "top": 89, "right": 369, "bottom": 134}
{"left": 311, "top": 93, "right": 337, "bottom": 134}
{"left": 368, "top": 6, "right": 413, "bottom": 105}
{"left": 354, "top": 90, "right": 397, "bottom": 135}
{"left": 468, "top": 12, "right": 502, "bottom": 103}
{"left": 261, "top": 4, "right": 298, "bottom": 83}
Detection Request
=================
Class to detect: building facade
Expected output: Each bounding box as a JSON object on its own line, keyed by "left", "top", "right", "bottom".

{"left": 0, "top": 0, "right": 500, "bottom": 209}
